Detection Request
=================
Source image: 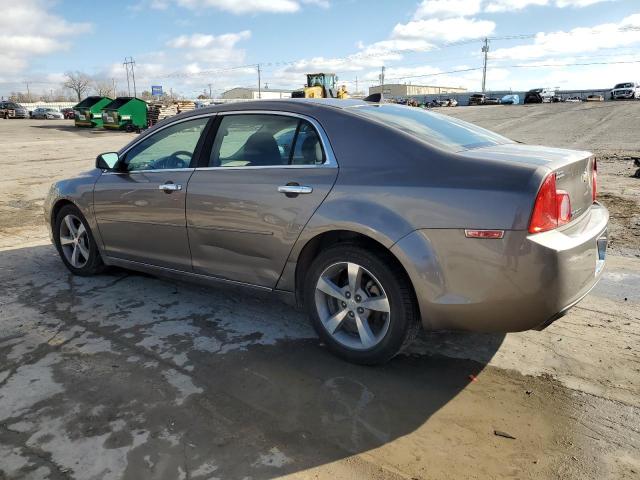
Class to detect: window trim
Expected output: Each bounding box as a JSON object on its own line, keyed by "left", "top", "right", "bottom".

{"left": 104, "top": 113, "right": 216, "bottom": 175}
{"left": 196, "top": 110, "right": 338, "bottom": 171}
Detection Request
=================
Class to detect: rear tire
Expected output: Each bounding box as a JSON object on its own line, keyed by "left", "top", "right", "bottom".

{"left": 53, "top": 204, "right": 104, "bottom": 276}
{"left": 304, "top": 244, "right": 420, "bottom": 365}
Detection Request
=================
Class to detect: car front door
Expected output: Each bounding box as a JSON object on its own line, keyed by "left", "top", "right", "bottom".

{"left": 93, "top": 116, "right": 211, "bottom": 270}
{"left": 186, "top": 112, "right": 338, "bottom": 287}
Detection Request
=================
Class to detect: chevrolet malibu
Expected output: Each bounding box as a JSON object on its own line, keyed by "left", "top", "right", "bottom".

{"left": 45, "top": 99, "right": 608, "bottom": 364}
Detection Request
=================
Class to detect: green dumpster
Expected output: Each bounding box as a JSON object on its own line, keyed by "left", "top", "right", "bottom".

{"left": 101, "top": 97, "right": 147, "bottom": 131}
{"left": 74, "top": 96, "right": 112, "bottom": 127}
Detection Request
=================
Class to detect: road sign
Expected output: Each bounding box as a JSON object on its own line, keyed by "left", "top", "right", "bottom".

{"left": 151, "top": 86, "right": 163, "bottom": 96}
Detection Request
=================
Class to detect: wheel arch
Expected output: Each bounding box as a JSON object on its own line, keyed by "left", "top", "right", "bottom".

{"left": 290, "top": 229, "right": 419, "bottom": 316}
{"left": 50, "top": 198, "right": 78, "bottom": 227}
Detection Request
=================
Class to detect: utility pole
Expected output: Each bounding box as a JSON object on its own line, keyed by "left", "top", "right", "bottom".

{"left": 481, "top": 37, "right": 489, "bottom": 93}
{"left": 207, "top": 83, "right": 212, "bottom": 98}
{"left": 355, "top": 76, "right": 358, "bottom": 94}
{"left": 124, "top": 59, "right": 131, "bottom": 96}
{"left": 24, "top": 81, "right": 31, "bottom": 102}
{"left": 257, "top": 64, "right": 262, "bottom": 99}
{"left": 112, "top": 78, "right": 116, "bottom": 98}
{"left": 123, "top": 57, "right": 137, "bottom": 97}
{"left": 380, "top": 66, "right": 385, "bottom": 87}
{"left": 131, "top": 59, "right": 137, "bottom": 97}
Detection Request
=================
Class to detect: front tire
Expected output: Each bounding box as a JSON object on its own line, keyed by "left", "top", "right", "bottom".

{"left": 53, "top": 204, "right": 104, "bottom": 276}
{"left": 304, "top": 244, "right": 420, "bottom": 365}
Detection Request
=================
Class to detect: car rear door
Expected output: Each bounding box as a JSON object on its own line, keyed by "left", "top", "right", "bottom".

{"left": 186, "top": 111, "right": 338, "bottom": 288}
{"left": 93, "top": 115, "right": 211, "bottom": 270}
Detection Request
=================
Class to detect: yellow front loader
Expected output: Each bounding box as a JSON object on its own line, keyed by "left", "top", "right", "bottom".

{"left": 291, "top": 73, "right": 348, "bottom": 99}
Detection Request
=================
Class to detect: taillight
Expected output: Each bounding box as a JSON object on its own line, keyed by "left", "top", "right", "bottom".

{"left": 592, "top": 158, "right": 597, "bottom": 202}
{"left": 556, "top": 190, "right": 571, "bottom": 225}
{"left": 528, "top": 173, "right": 572, "bottom": 234}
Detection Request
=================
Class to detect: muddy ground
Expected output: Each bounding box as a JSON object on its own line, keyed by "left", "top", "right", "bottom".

{"left": 0, "top": 104, "right": 638, "bottom": 480}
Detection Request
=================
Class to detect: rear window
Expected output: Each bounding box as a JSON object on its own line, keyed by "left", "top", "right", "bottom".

{"left": 349, "top": 104, "right": 513, "bottom": 152}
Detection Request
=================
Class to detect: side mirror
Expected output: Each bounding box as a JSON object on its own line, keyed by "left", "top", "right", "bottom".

{"left": 96, "top": 152, "right": 119, "bottom": 170}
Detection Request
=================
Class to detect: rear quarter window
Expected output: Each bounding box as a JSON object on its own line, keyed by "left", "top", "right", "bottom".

{"left": 350, "top": 104, "right": 513, "bottom": 152}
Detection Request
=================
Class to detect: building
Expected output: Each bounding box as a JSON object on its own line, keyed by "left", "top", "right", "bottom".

{"left": 221, "top": 87, "right": 293, "bottom": 100}
{"left": 368, "top": 83, "right": 467, "bottom": 98}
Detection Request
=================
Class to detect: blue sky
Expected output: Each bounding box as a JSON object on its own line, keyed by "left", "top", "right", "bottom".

{"left": 1, "top": 0, "right": 639, "bottom": 98}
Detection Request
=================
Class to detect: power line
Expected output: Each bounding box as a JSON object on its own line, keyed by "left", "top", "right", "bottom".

{"left": 506, "top": 59, "right": 640, "bottom": 68}
{"left": 373, "top": 67, "right": 483, "bottom": 82}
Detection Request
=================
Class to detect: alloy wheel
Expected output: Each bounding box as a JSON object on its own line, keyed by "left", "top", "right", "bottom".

{"left": 59, "top": 214, "right": 90, "bottom": 268}
{"left": 314, "top": 261, "right": 391, "bottom": 350}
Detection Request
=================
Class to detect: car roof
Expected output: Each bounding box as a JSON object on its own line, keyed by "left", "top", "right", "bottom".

{"left": 191, "top": 98, "right": 370, "bottom": 116}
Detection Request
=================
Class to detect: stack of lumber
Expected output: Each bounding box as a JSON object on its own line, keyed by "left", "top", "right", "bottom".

{"left": 175, "top": 101, "right": 195, "bottom": 113}
{"left": 147, "top": 101, "right": 197, "bottom": 126}
{"left": 147, "top": 103, "right": 177, "bottom": 125}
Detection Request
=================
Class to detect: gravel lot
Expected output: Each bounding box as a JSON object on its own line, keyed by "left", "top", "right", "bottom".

{"left": 0, "top": 106, "right": 639, "bottom": 480}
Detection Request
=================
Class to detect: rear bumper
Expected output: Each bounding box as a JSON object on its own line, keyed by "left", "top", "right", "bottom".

{"left": 391, "top": 203, "right": 609, "bottom": 332}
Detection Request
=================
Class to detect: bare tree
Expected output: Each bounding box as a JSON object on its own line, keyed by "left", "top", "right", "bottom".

{"left": 63, "top": 71, "right": 92, "bottom": 101}
{"left": 94, "top": 80, "right": 114, "bottom": 98}
{"left": 139, "top": 90, "right": 154, "bottom": 101}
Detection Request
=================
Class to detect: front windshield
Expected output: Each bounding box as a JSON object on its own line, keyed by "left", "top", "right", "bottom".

{"left": 307, "top": 74, "right": 335, "bottom": 89}
{"left": 614, "top": 83, "right": 633, "bottom": 89}
{"left": 350, "top": 104, "right": 513, "bottom": 152}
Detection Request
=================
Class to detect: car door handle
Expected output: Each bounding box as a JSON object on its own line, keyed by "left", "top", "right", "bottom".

{"left": 277, "top": 185, "right": 313, "bottom": 195}
{"left": 159, "top": 183, "right": 182, "bottom": 192}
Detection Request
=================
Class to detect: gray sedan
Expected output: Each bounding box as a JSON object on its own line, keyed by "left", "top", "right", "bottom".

{"left": 45, "top": 99, "right": 608, "bottom": 364}
{"left": 32, "top": 107, "right": 64, "bottom": 119}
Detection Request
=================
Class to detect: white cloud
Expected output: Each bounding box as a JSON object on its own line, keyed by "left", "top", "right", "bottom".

{"left": 165, "top": 31, "right": 252, "bottom": 64}
{"left": 553, "top": 0, "right": 614, "bottom": 6}
{"left": 491, "top": 13, "right": 640, "bottom": 60}
{"left": 175, "top": 0, "right": 302, "bottom": 14}
{"left": 0, "top": 0, "right": 92, "bottom": 82}
{"left": 484, "top": 0, "right": 546, "bottom": 12}
{"left": 484, "top": 0, "right": 615, "bottom": 12}
{"left": 413, "top": 0, "right": 482, "bottom": 19}
{"left": 392, "top": 17, "right": 496, "bottom": 42}
{"left": 167, "top": 31, "right": 251, "bottom": 49}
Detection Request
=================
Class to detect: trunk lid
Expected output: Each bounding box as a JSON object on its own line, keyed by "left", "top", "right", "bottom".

{"left": 458, "top": 143, "right": 595, "bottom": 222}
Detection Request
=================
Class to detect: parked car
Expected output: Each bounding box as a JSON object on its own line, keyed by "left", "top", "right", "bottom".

{"left": 566, "top": 96, "right": 582, "bottom": 103}
{"left": 61, "top": 107, "right": 76, "bottom": 119}
{"left": 45, "top": 99, "right": 608, "bottom": 364}
{"left": 0, "top": 101, "right": 29, "bottom": 119}
{"left": 610, "top": 82, "right": 640, "bottom": 100}
{"left": 586, "top": 94, "right": 604, "bottom": 102}
{"left": 442, "top": 98, "right": 458, "bottom": 107}
{"left": 468, "top": 94, "right": 486, "bottom": 105}
{"left": 524, "top": 88, "right": 556, "bottom": 104}
{"left": 485, "top": 97, "right": 500, "bottom": 105}
{"left": 31, "top": 107, "right": 64, "bottom": 119}
{"left": 500, "top": 94, "right": 519, "bottom": 105}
